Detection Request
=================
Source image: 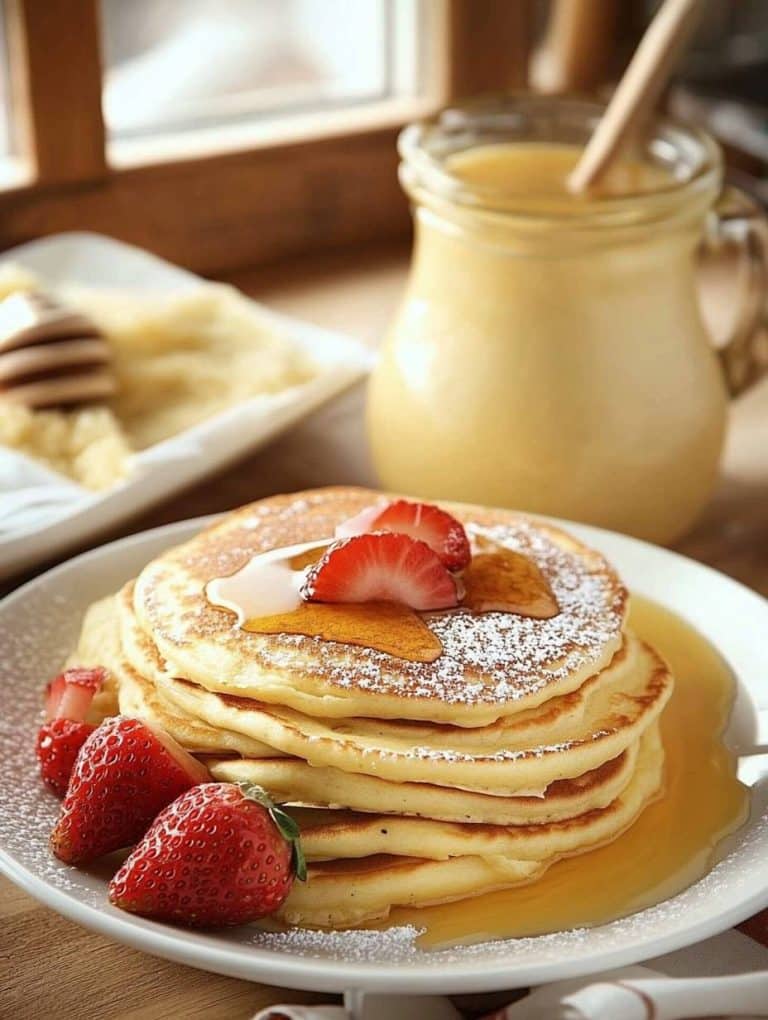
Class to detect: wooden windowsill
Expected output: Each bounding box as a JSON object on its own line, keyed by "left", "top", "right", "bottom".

{"left": 107, "top": 97, "right": 442, "bottom": 170}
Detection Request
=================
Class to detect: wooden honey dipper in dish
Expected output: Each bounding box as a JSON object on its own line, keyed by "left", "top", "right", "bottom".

{"left": 0, "top": 290, "right": 115, "bottom": 408}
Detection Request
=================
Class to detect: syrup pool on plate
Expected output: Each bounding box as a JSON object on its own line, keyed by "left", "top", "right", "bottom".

{"left": 384, "top": 595, "right": 750, "bottom": 947}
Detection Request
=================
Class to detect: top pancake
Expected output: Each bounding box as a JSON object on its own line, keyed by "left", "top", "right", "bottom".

{"left": 133, "top": 487, "right": 627, "bottom": 725}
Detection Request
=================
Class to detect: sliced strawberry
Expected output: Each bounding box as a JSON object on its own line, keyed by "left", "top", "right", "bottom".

{"left": 50, "top": 716, "right": 209, "bottom": 865}
{"left": 37, "top": 719, "right": 95, "bottom": 797}
{"left": 38, "top": 666, "right": 107, "bottom": 797}
{"left": 369, "top": 500, "right": 471, "bottom": 571}
{"left": 334, "top": 503, "right": 385, "bottom": 539}
{"left": 45, "top": 666, "right": 106, "bottom": 723}
{"left": 336, "top": 499, "right": 471, "bottom": 571}
{"left": 109, "top": 782, "right": 303, "bottom": 927}
{"left": 300, "top": 532, "right": 460, "bottom": 611}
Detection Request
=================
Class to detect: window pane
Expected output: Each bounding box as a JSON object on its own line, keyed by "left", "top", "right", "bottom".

{"left": 101, "top": 0, "right": 423, "bottom": 142}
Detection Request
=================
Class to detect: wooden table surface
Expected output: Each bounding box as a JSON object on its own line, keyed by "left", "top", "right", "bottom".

{"left": 2, "top": 242, "right": 767, "bottom": 1019}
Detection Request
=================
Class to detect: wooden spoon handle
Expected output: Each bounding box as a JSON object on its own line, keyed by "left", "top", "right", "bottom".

{"left": 568, "top": 0, "right": 702, "bottom": 193}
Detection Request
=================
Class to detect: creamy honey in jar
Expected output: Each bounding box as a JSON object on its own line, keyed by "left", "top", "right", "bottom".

{"left": 367, "top": 97, "right": 768, "bottom": 545}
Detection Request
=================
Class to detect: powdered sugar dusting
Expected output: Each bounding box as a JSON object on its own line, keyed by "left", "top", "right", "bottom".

{"left": 0, "top": 583, "right": 110, "bottom": 906}
{"left": 250, "top": 924, "right": 426, "bottom": 963}
{"left": 141, "top": 490, "right": 628, "bottom": 709}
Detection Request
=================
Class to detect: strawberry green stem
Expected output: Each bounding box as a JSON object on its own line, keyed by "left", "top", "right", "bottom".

{"left": 238, "top": 782, "right": 307, "bottom": 882}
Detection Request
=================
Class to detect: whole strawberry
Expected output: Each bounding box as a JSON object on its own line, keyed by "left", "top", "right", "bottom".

{"left": 36, "top": 666, "right": 106, "bottom": 796}
{"left": 51, "top": 716, "right": 209, "bottom": 865}
{"left": 109, "top": 783, "right": 305, "bottom": 927}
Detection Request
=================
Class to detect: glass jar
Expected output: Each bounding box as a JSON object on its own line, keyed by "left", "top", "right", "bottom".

{"left": 367, "top": 97, "right": 767, "bottom": 544}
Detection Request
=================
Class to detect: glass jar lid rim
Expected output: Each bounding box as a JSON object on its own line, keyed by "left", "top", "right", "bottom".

{"left": 398, "top": 96, "right": 722, "bottom": 222}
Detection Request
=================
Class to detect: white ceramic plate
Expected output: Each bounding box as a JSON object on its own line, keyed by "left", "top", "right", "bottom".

{"left": 0, "top": 233, "right": 372, "bottom": 580}
{"left": 1, "top": 516, "right": 766, "bottom": 995}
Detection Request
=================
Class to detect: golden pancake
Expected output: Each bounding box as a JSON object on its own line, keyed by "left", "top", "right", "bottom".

{"left": 71, "top": 592, "right": 648, "bottom": 824}
{"left": 71, "top": 594, "right": 276, "bottom": 757}
{"left": 152, "top": 632, "right": 670, "bottom": 794}
{"left": 277, "top": 854, "right": 548, "bottom": 927}
{"left": 88, "top": 586, "right": 648, "bottom": 824}
{"left": 287, "top": 726, "right": 663, "bottom": 861}
{"left": 115, "top": 581, "right": 668, "bottom": 799}
{"left": 132, "top": 488, "right": 628, "bottom": 726}
{"left": 205, "top": 740, "right": 640, "bottom": 826}
{"left": 117, "top": 661, "right": 278, "bottom": 758}
{"left": 274, "top": 727, "right": 663, "bottom": 926}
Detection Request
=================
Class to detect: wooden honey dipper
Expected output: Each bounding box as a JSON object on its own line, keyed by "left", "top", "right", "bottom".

{"left": 0, "top": 290, "right": 115, "bottom": 409}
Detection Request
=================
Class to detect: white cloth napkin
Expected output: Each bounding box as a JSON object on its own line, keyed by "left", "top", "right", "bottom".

{"left": 488, "top": 966, "right": 768, "bottom": 1019}
{"left": 252, "top": 930, "right": 768, "bottom": 1020}
{"left": 0, "top": 448, "right": 94, "bottom": 538}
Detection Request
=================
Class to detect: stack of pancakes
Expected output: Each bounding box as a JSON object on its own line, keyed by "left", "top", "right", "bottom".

{"left": 69, "top": 488, "right": 673, "bottom": 928}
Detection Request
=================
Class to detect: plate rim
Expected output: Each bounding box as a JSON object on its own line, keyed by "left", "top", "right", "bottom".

{"left": 1, "top": 510, "right": 767, "bottom": 994}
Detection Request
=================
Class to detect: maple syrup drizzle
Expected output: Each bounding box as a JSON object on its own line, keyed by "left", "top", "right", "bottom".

{"left": 205, "top": 539, "right": 329, "bottom": 623}
{"left": 380, "top": 596, "right": 750, "bottom": 947}
{"left": 463, "top": 549, "right": 559, "bottom": 617}
{"left": 206, "top": 538, "right": 559, "bottom": 662}
{"left": 244, "top": 601, "right": 443, "bottom": 663}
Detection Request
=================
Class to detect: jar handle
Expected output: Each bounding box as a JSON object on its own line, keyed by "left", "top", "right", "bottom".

{"left": 704, "top": 186, "right": 768, "bottom": 397}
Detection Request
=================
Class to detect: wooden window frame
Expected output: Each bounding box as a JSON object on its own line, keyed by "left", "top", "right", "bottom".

{"left": 0, "top": 0, "right": 529, "bottom": 276}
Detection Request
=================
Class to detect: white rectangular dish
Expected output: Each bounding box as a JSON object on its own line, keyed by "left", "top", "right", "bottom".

{"left": 0, "top": 232, "right": 372, "bottom": 580}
